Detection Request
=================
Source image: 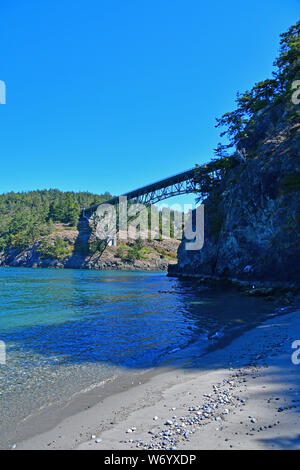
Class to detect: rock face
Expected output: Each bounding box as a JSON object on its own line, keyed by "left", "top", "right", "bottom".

{"left": 0, "top": 231, "right": 180, "bottom": 272}
{"left": 169, "top": 107, "right": 300, "bottom": 287}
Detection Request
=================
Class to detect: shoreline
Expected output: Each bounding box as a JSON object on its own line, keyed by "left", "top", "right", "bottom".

{"left": 2, "top": 264, "right": 298, "bottom": 294}
{"left": 0, "top": 236, "right": 180, "bottom": 273}
{"left": 2, "top": 366, "right": 167, "bottom": 450}
{"left": 14, "top": 306, "right": 300, "bottom": 450}
{"left": 167, "top": 270, "right": 300, "bottom": 292}
{"left": 0, "top": 264, "right": 170, "bottom": 272}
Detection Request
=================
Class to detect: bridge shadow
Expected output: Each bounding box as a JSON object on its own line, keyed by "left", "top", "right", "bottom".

{"left": 64, "top": 214, "right": 106, "bottom": 269}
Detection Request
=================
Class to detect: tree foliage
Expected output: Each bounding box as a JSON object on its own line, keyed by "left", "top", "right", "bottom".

{"left": 38, "top": 238, "right": 72, "bottom": 261}
{"left": 215, "top": 21, "right": 300, "bottom": 155}
{"left": 0, "top": 189, "right": 112, "bottom": 252}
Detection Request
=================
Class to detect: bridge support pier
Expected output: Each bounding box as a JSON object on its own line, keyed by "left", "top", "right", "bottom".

{"left": 106, "top": 237, "right": 117, "bottom": 247}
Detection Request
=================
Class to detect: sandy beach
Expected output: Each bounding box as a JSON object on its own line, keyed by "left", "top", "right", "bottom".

{"left": 14, "top": 305, "right": 300, "bottom": 451}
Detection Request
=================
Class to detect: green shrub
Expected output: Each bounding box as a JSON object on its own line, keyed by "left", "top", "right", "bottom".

{"left": 88, "top": 239, "right": 106, "bottom": 255}
{"left": 38, "top": 238, "right": 71, "bottom": 261}
{"left": 117, "top": 240, "right": 149, "bottom": 263}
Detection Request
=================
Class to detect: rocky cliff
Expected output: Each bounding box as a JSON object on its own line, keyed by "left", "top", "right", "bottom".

{"left": 169, "top": 106, "right": 300, "bottom": 288}
{"left": 0, "top": 219, "right": 180, "bottom": 271}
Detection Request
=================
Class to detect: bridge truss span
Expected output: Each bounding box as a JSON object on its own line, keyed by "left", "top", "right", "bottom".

{"left": 85, "top": 161, "right": 223, "bottom": 215}
{"left": 134, "top": 175, "right": 199, "bottom": 205}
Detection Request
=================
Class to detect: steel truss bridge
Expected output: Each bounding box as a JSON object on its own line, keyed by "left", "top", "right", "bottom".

{"left": 84, "top": 161, "right": 223, "bottom": 216}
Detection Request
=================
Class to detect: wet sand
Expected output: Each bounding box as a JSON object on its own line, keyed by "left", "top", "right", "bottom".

{"left": 15, "top": 308, "right": 300, "bottom": 450}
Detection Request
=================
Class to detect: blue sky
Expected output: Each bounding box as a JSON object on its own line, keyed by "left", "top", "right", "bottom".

{"left": 0, "top": 0, "right": 298, "bottom": 207}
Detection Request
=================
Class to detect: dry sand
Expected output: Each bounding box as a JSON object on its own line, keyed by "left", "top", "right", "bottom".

{"left": 16, "top": 308, "right": 300, "bottom": 450}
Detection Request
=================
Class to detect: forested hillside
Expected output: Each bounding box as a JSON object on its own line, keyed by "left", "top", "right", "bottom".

{"left": 0, "top": 190, "right": 112, "bottom": 252}
{"left": 0, "top": 189, "right": 181, "bottom": 270}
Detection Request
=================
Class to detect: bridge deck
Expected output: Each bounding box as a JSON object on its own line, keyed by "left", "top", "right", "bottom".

{"left": 85, "top": 161, "right": 219, "bottom": 212}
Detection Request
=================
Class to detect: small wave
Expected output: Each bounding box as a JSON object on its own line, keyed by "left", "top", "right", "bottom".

{"left": 169, "top": 347, "right": 181, "bottom": 354}
{"left": 208, "top": 330, "right": 224, "bottom": 340}
{"left": 70, "top": 375, "right": 118, "bottom": 398}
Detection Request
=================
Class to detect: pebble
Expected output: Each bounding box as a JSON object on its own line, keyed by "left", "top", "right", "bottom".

{"left": 127, "top": 366, "right": 278, "bottom": 450}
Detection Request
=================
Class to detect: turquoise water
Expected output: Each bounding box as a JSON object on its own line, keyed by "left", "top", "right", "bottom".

{"left": 0, "top": 267, "right": 279, "bottom": 444}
